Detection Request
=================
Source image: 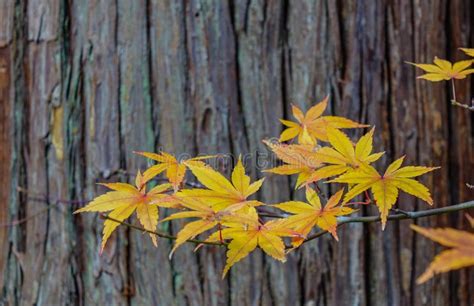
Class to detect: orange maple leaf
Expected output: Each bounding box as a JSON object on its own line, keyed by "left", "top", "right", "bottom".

{"left": 279, "top": 96, "right": 368, "bottom": 145}
{"left": 74, "top": 171, "right": 175, "bottom": 251}
{"left": 305, "top": 127, "right": 384, "bottom": 185}
{"left": 263, "top": 140, "right": 323, "bottom": 188}
{"left": 135, "top": 151, "right": 215, "bottom": 191}
{"left": 205, "top": 209, "right": 299, "bottom": 277}
{"left": 160, "top": 195, "right": 253, "bottom": 255}
{"left": 459, "top": 47, "right": 474, "bottom": 57}
{"left": 466, "top": 214, "right": 474, "bottom": 228}
{"left": 330, "top": 157, "right": 439, "bottom": 229}
{"left": 275, "top": 188, "right": 354, "bottom": 246}
{"left": 411, "top": 224, "right": 474, "bottom": 284}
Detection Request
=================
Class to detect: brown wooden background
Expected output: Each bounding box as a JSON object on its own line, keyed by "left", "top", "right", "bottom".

{"left": 0, "top": 0, "right": 473, "bottom": 305}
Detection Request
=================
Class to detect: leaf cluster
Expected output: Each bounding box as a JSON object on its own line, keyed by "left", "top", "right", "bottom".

{"left": 76, "top": 95, "right": 441, "bottom": 277}
{"left": 405, "top": 47, "right": 474, "bottom": 283}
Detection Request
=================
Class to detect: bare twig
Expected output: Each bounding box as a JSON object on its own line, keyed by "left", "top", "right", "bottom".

{"left": 451, "top": 79, "right": 457, "bottom": 102}
{"left": 103, "top": 200, "right": 474, "bottom": 249}
{"left": 0, "top": 187, "right": 89, "bottom": 227}
{"left": 118, "top": 169, "right": 205, "bottom": 188}
{"left": 11, "top": 186, "right": 474, "bottom": 251}
{"left": 100, "top": 214, "right": 224, "bottom": 246}
{"left": 313, "top": 183, "right": 329, "bottom": 201}
{"left": 451, "top": 99, "right": 474, "bottom": 111}
{"left": 391, "top": 208, "right": 413, "bottom": 217}
{"left": 0, "top": 206, "right": 52, "bottom": 227}
{"left": 302, "top": 200, "right": 474, "bottom": 246}
{"left": 257, "top": 207, "right": 286, "bottom": 219}
{"left": 450, "top": 80, "right": 474, "bottom": 111}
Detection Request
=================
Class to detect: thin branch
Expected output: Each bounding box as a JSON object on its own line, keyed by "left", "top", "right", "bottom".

{"left": 0, "top": 206, "right": 53, "bottom": 227}
{"left": 118, "top": 169, "right": 205, "bottom": 188}
{"left": 450, "top": 80, "right": 474, "bottom": 111}
{"left": 100, "top": 214, "right": 224, "bottom": 246}
{"left": 451, "top": 99, "right": 474, "bottom": 111}
{"left": 102, "top": 200, "right": 474, "bottom": 250}
{"left": 16, "top": 186, "right": 88, "bottom": 204}
{"left": 391, "top": 208, "right": 411, "bottom": 217}
{"left": 451, "top": 79, "right": 457, "bottom": 102}
{"left": 302, "top": 200, "right": 474, "bottom": 246}
{"left": 12, "top": 186, "right": 474, "bottom": 250}
{"left": 257, "top": 207, "right": 286, "bottom": 218}
{"left": 313, "top": 183, "right": 329, "bottom": 201}
{"left": 0, "top": 187, "right": 89, "bottom": 227}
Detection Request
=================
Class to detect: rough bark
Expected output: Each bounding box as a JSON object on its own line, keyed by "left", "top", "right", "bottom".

{"left": 0, "top": 0, "right": 473, "bottom": 305}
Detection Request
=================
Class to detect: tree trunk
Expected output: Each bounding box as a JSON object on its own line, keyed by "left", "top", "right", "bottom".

{"left": 0, "top": 0, "right": 473, "bottom": 305}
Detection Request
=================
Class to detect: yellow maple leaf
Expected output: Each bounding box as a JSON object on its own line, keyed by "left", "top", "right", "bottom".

{"left": 459, "top": 47, "right": 474, "bottom": 57}
{"left": 263, "top": 140, "right": 323, "bottom": 188}
{"left": 74, "top": 171, "right": 174, "bottom": 251}
{"left": 411, "top": 225, "right": 474, "bottom": 284}
{"left": 407, "top": 57, "right": 474, "bottom": 81}
{"left": 466, "top": 214, "right": 474, "bottom": 228}
{"left": 275, "top": 188, "right": 354, "bottom": 246}
{"left": 205, "top": 209, "right": 299, "bottom": 277}
{"left": 160, "top": 194, "right": 254, "bottom": 255}
{"left": 306, "top": 127, "right": 384, "bottom": 185}
{"left": 178, "top": 157, "right": 265, "bottom": 211}
{"left": 279, "top": 96, "right": 368, "bottom": 145}
{"left": 330, "top": 157, "right": 439, "bottom": 229}
{"left": 135, "top": 151, "right": 215, "bottom": 191}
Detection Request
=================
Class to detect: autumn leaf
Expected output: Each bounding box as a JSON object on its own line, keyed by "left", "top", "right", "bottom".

{"left": 279, "top": 96, "right": 368, "bottom": 145}
{"left": 275, "top": 188, "right": 354, "bottom": 246}
{"left": 74, "top": 171, "right": 174, "bottom": 251}
{"left": 407, "top": 57, "right": 474, "bottom": 81}
{"left": 160, "top": 194, "right": 254, "bottom": 255}
{"left": 135, "top": 151, "right": 215, "bottom": 191}
{"left": 330, "top": 157, "right": 439, "bottom": 229}
{"left": 466, "top": 214, "right": 474, "bottom": 228}
{"left": 178, "top": 156, "right": 265, "bottom": 211}
{"left": 263, "top": 140, "right": 324, "bottom": 188}
{"left": 411, "top": 225, "right": 474, "bottom": 284}
{"left": 459, "top": 47, "right": 474, "bottom": 57}
{"left": 205, "top": 209, "right": 299, "bottom": 277}
{"left": 305, "top": 127, "right": 384, "bottom": 185}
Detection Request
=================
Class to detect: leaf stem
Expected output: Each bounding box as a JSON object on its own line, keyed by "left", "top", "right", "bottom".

{"left": 450, "top": 80, "right": 474, "bottom": 111}
{"left": 451, "top": 79, "right": 457, "bottom": 102}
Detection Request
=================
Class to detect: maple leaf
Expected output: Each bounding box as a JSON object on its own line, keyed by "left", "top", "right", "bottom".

{"left": 466, "top": 214, "right": 474, "bottom": 228}
{"left": 330, "top": 157, "right": 439, "bottom": 229}
{"left": 135, "top": 151, "right": 215, "bottom": 191}
{"left": 263, "top": 140, "right": 324, "bottom": 188}
{"left": 275, "top": 188, "right": 354, "bottom": 246}
{"left": 74, "top": 171, "right": 174, "bottom": 251}
{"left": 160, "top": 195, "right": 253, "bottom": 255}
{"left": 411, "top": 225, "right": 474, "bottom": 284}
{"left": 459, "top": 47, "right": 474, "bottom": 57}
{"left": 205, "top": 209, "right": 299, "bottom": 277}
{"left": 279, "top": 96, "right": 368, "bottom": 145}
{"left": 305, "top": 127, "right": 384, "bottom": 185}
{"left": 407, "top": 57, "right": 474, "bottom": 81}
{"left": 178, "top": 157, "right": 265, "bottom": 211}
